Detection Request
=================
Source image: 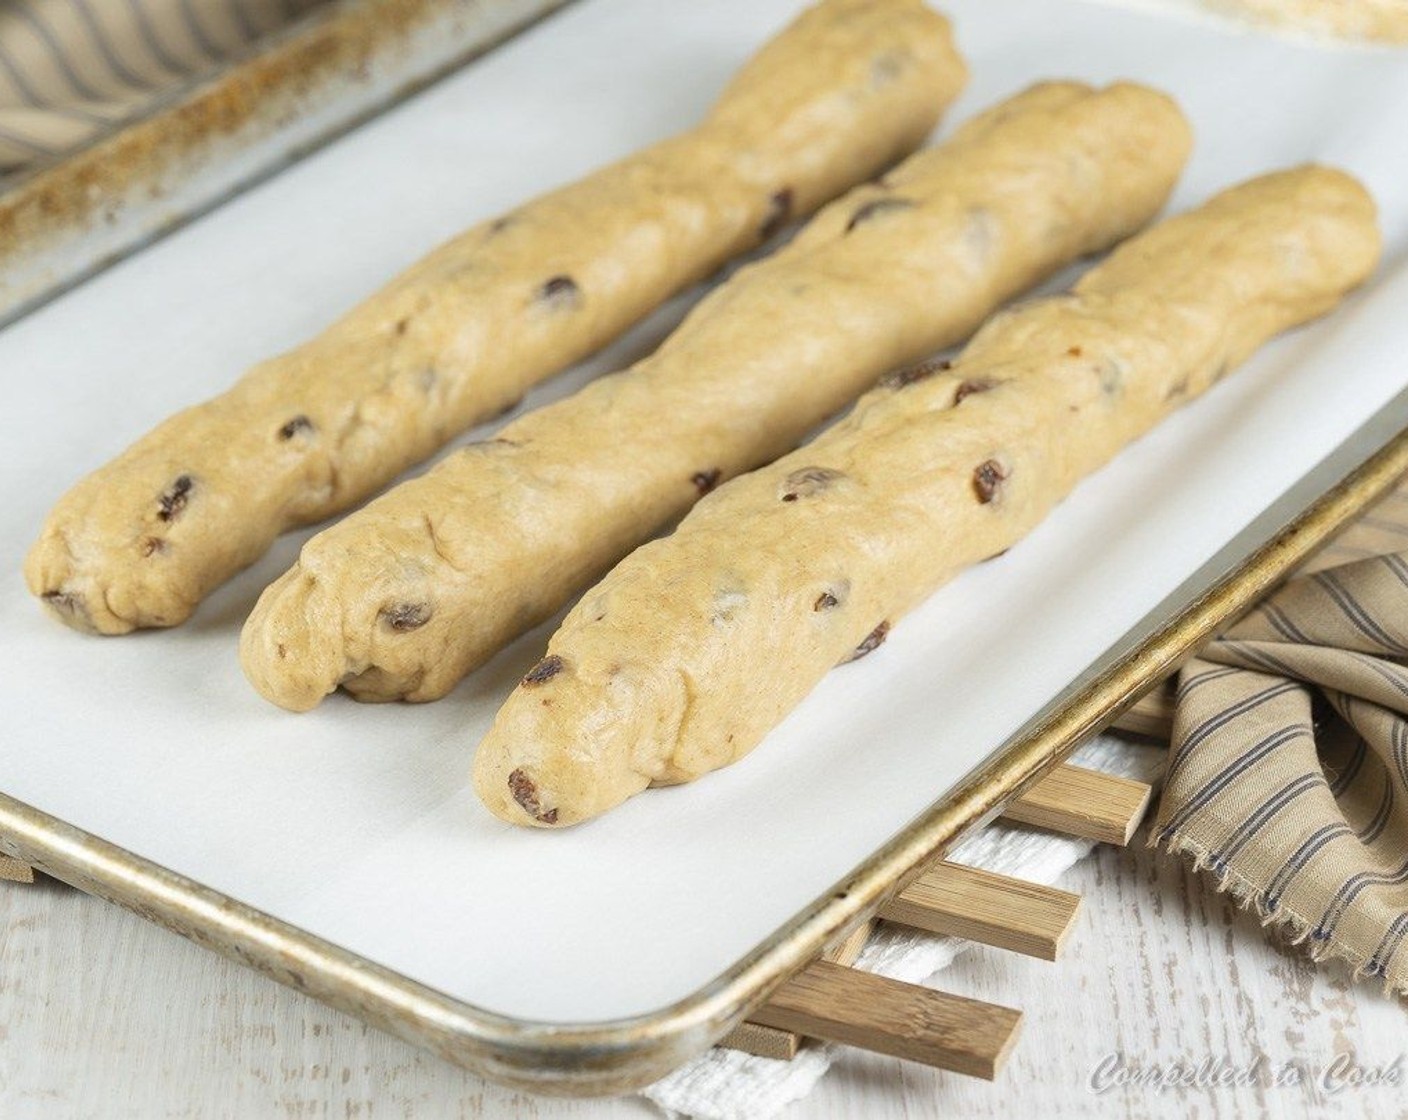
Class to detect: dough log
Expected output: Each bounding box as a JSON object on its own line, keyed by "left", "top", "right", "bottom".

{"left": 26, "top": 0, "right": 964, "bottom": 634}
{"left": 242, "top": 81, "right": 1192, "bottom": 711}
{"left": 475, "top": 165, "right": 1380, "bottom": 827}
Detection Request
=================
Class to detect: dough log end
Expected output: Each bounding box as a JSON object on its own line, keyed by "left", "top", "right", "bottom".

{"left": 240, "top": 496, "right": 498, "bottom": 710}
{"left": 473, "top": 753, "right": 569, "bottom": 829}
{"left": 25, "top": 528, "right": 109, "bottom": 635}
{"left": 240, "top": 567, "right": 347, "bottom": 713}
{"left": 474, "top": 658, "right": 653, "bottom": 828}
{"left": 473, "top": 731, "right": 605, "bottom": 830}
{"left": 24, "top": 517, "right": 194, "bottom": 636}
{"left": 1211, "top": 163, "right": 1382, "bottom": 295}
{"left": 1296, "top": 162, "right": 1383, "bottom": 286}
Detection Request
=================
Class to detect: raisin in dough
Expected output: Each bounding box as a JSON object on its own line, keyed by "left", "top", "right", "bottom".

{"left": 25, "top": 0, "right": 964, "bottom": 636}
{"left": 242, "top": 81, "right": 1192, "bottom": 711}
{"left": 476, "top": 165, "right": 1381, "bottom": 827}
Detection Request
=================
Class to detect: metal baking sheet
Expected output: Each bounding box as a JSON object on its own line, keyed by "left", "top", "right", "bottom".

{"left": 2, "top": 0, "right": 1407, "bottom": 1095}
{"left": 0, "top": 0, "right": 570, "bottom": 327}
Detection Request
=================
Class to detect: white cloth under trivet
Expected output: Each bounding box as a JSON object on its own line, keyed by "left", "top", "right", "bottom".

{"left": 644, "top": 733, "right": 1165, "bottom": 1120}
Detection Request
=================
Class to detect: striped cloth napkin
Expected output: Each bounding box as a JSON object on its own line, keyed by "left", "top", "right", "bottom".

{"left": 1153, "top": 478, "right": 1408, "bottom": 995}
{"left": 0, "top": 0, "right": 323, "bottom": 171}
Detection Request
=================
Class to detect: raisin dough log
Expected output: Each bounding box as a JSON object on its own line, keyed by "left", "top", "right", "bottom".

{"left": 242, "top": 81, "right": 1192, "bottom": 711}
{"left": 475, "top": 166, "right": 1380, "bottom": 827}
{"left": 25, "top": 0, "right": 964, "bottom": 636}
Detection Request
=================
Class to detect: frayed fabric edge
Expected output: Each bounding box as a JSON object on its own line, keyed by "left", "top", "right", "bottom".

{"left": 1150, "top": 825, "right": 1408, "bottom": 1000}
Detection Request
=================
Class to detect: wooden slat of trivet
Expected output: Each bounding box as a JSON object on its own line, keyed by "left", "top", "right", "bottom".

{"left": 1001, "top": 763, "right": 1152, "bottom": 846}
{"left": 1110, "top": 683, "right": 1175, "bottom": 741}
{"left": 878, "top": 862, "right": 1081, "bottom": 961}
{"left": 714, "top": 1018, "right": 801, "bottom": 1061}
{"left": 721, "top": 919, "right": 875, "bottom": 1060}
{"left": 0, "top": 854, "right": 35, "bottom": 884}
{"left": 750, "top": 959, "right": 1022, "bottom": 1079}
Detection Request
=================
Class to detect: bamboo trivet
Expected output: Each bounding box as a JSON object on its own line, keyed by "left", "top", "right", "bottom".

{"left": 720, "top": 761, "right": 1155, "bottom": 1077}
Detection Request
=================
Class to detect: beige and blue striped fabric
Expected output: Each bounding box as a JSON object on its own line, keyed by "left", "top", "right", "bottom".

{"left": 0, "top": 0, "right": 323, "bottom": 171}
{"left": 1157, "top": 482, "right": 1408, "bottom": 994}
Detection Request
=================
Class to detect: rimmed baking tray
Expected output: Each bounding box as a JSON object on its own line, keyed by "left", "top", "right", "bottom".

{"left": 2, "top": 0, "right": 1407, "bottom": 1097}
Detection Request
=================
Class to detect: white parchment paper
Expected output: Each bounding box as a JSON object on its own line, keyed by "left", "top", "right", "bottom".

{"left": 1, "top": 0, "right": 1405, "bottom": 1027}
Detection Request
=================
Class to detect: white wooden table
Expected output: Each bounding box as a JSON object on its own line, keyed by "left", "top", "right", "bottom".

{"left": 3, "top": 833, "right": 1403, "bottom": 1119}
